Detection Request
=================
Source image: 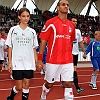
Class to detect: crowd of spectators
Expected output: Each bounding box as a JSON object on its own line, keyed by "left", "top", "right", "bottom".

{"left": 68, "top": 14, "right": 100, "bottom": 38}
{"left": 0, "top": 5, "right": 100, "bottom": 39}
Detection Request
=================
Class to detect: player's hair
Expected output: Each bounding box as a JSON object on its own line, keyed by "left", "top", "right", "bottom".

{"left": 18, "top": 7, "right": 30, "bottom": 16}
{"left": 1, "top": 28, "right": 5, "bottom": 32}
{"left": 94, "top": 31, "right": 100, "bottom": 36}
{"left": 57, "top": 0, "right": 68, "bottom": 6}
{"left": 71, "top": 17, "right": 78, "bottom": 21}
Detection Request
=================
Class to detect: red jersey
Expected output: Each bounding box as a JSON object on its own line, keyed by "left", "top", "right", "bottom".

{"left": 39, "top": 16, "right": 75, "bottom": 64}
{"left": 1, "top": 35, "right": 7, "bottom": 40}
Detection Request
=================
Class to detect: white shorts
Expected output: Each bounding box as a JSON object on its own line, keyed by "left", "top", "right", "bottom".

{"left": 44, "top": 63, "right": 74, "bottom": 83}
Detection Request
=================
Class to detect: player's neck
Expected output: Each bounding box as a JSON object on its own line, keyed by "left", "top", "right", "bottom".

{"left": 19, "top": 23, "right": 27, "bottom": 30}
{"left": 58, "top": 13, "right": 67, "bottom": 21}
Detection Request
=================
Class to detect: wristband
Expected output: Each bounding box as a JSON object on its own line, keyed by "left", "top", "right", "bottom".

{"left": 38, "top": 54, "right": 43, "bottom": 60}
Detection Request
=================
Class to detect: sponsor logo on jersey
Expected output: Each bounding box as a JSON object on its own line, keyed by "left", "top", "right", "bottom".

{"left": 62, "top": 24, "right": 67, "bottom": 26}
{"left": 97, "top": 46, "right": 100, "bottom": 50}
{"left": 14, "top": 33, "right": 17, "bottom": 35}
{"left": 56, "top": 34, "right": 71, "bottom": 39}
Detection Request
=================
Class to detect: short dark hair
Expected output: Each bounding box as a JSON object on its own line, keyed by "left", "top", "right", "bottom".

{"left": 1, "top": 28, "right": 5, "bottom": 32}
{"left": 57, "top": 0, "right": 61, "bottom": 6}
{"left": 57, "top": 0, "right": 68, "bottom": 6}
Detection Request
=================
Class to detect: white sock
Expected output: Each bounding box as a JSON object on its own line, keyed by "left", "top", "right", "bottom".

{"left": 13, "top": 86, "right": 19, "bottom": 93}
{"left": 64, "top": 88, "right": 74, "bottom": 100}
{"left": 91, "top": 74, "right": 97, "bottom": 84}
{"left": 22, "top": 88, "right": 29, "bottom": 93}
{"left": 41, "top": 83, "right": 50, "bottom": 99}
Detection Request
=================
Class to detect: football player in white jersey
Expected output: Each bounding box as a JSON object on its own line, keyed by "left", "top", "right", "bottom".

{"left": 5, "top": 8, "right": 38, "bottom": 100}
{"left": 71, "top": 17, "right": 85, "bottom": 94}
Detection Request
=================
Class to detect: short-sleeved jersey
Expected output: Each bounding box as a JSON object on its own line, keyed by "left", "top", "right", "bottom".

{"left": 0, "top": 38, "right": 5, "bottom": 60}
{"left": 5, "top": 25, "right": 38, "bottom": 70}
{"left": 39, "top": 16, "right": 75, "bottom": 64}
{"left": 85, "top": 40, "right": 100, "bottom": 58}
{"left": 1, "top": 35, "right": 7, "bottom": 52}
{"left": 72, "top": 29, "right": 82, "bottom": 55}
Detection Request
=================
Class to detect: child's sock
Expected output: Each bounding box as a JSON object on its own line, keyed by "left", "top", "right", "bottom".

{"left": 91, "top": 73, "right": 97, "bottom": 84}
{"left": 8, "top": 86, "right": 19, "bottom": 99}
{"left": 22, "top": 88, "right": 29, "bottom": 100}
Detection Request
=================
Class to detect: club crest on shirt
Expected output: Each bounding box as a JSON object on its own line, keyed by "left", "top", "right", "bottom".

{"left": 69, "top": 26, "right": 72, "bottom": 32}
{"left": 97, "top": 46, "right": 100, "bottom": 50}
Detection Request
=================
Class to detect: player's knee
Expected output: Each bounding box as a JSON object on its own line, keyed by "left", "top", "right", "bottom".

{"left": 45, "top": 82, "right": 54, "bottom": 89}
{"left": 16, "top": 85, "right": 22, "bottom": 91}
{"left": 94, "top": 69, "right": 99, "bottom": 74}
{"left": 64, "top": 81, "right": 73, "bottom": 88}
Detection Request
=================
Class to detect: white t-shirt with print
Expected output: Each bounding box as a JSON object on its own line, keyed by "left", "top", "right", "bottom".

{"left": 72, "top": 29, "right": 82, "bottom": 55}
{"left": 5, "top": 25, "right": 38, "bottom": 70}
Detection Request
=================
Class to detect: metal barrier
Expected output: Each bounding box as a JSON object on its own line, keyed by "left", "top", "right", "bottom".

{"left": 78, "top": 51, "right": 90, "bottom": 61}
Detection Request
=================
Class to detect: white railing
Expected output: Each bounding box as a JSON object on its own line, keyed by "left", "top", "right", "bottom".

{"left": 78, "top": 52, "right": 91, "bottom": 61}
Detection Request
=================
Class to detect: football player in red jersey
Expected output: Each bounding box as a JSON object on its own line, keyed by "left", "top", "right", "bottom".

{"left": 36, "top": 0, "right": 76, "bottom": 100}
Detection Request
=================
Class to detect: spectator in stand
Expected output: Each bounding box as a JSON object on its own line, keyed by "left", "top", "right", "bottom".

{"left": 1, "top": 29, "right": 7, "bottom": 70}
{"left": 0, "top": 33, "right": 6, "bottom": 71}
{"left": 71, "top": 17, "right": 85, "bottom": 94}
{"left": 36, "top": 0, "right": 76, "bottom": 100}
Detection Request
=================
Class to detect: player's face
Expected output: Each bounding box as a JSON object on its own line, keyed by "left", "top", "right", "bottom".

{"left": 18, "top": 11, "right": 30, "bottom": 24}
{"left": 95, "top": 34, "right": 100, "bottom": 41}
{"left": 71, "top": 18, "right": 77, "bottom": 27}
{"left": 57, "top": 0, "right": 69, "bottom": 14}
{"left": 1, "top": 31, "right": 6, "bottom": 36}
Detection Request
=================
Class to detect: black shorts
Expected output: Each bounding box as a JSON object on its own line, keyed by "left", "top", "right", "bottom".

{"left": 12, "top": 70, "right": 34, "bottom": 80}
{"left": 0, "top": 60, "right": 4, "bottom": 64}
{"left": 73, "top": 55, "right": 78, "bottom": 66}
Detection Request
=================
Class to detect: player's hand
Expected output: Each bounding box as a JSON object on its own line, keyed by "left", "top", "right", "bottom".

{"left": 36, "top": 60, "right": 44, "bottom": 70}
{"left": 83, "top": 53, "right": 87, "bottom": 59}
{"left": 8, "top": 64, "right": 12, "bottom": 74}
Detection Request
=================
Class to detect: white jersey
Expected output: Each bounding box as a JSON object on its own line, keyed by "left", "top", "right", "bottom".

{"left": 5, "top": 25, "right": 38, "bottom": 70}
{"left": 0, "top": 38, "right": 5, "bottom": 60}
{"left": 72, "top": 29, "right": 82, "bottom": 55}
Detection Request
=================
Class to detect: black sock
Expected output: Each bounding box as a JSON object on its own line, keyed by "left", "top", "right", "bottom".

{"left": 22, "top": 92, "right": 29, "bottom": 100}
{"left": 74, "top": 71, "right": 80, "bottom": 90}
{"left": 9, "top": 88, "right": 17, "bottom": 99}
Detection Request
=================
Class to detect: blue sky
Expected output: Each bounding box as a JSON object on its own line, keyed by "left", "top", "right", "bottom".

{"left": 12, "top": 0, "right": 98, "bottom": 16}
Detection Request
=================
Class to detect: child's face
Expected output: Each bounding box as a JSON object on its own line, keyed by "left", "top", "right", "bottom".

{"left": 95, "top": 34, "right": 100, "bottom": 41}
{"left": 18, "top": 11, "right": 30, "bottom": 25}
